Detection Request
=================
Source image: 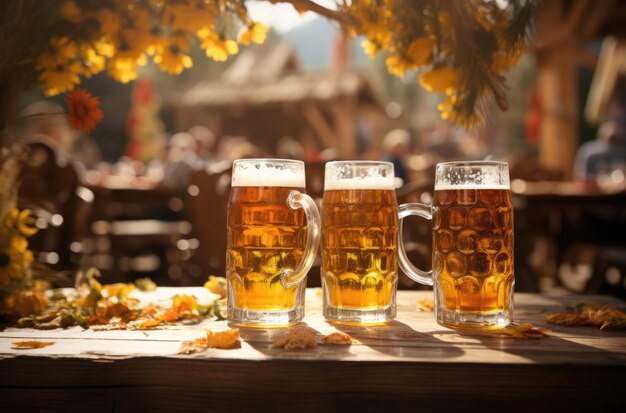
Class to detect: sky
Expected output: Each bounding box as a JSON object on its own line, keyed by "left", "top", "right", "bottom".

{"left": 246, "top": 1, "right": 336, "bottom": 33}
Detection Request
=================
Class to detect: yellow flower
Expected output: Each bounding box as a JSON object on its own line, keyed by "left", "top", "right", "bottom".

{"left": 154, "top": 35, "right": 193, "bottom": 74}
{"left": 361, "top": 39, "right": 378, "bottom": 58}
{"left": 361, "top": 32, "right": 392, "bottom": 58}
{"left": 0, "top": 236, "right": 31, "bottom": 284}
{"left": 50, "top": 37, "right": 78, "bottom": 61}
{"left": 406, "top": 37, "right": 435, "bottom": 67}
{"left": 10, "top": 235, "right": 28, "bottom": 254}
{"left": 419, "top": 66, "right": 461, "bottom": 94}
{"left": 16, "top": 210, "right": 38, "bottom": 237}
{"left": 39, "top": 65, "right": 81, "bottom": 96}
{"left": 238, "top": 22, "right": 268, "bottom": 46}
{"left": 80, "top": 46, "right": 106, "bottom": 77}
{"left": 437, "top": 95, "right": 458, "bottom": 120}
{"left": 201, "top": 32, "right": 239, "bottom": 62}
{"left": 385, "top": 55, "right": 415, "bottom": 77}
{"left": 107, "top": 51, "right": 143, "bottom": 83}
{"left": 122, "top": 27, "right": 159, "bottom": 56}
{"left": 94, "top": 40, "right": 115, "bottom": 58}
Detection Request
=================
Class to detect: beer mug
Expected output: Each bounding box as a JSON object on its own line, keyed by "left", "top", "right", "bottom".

{"left": 226, "top": 159, "right": 321, "bottom": 326}
{"left": 321, "top": 161, "right": 398, "bottom": 324}
{"left": 398, "top": 161, "right": 514, "bottom": 329}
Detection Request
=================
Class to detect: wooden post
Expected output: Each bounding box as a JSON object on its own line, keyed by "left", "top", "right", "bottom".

{"left": 534, "top": 0, "right": 590, "bottom": 180}
{"left": 332, "top": 98, "right": 356, "bottom": 158}
{"left": 536, "top": 45, "right": 579, "bottom": 179}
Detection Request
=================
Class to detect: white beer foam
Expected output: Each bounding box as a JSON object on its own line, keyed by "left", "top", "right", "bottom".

{"left": 325, "top": 176, "right": 395, "bottom": 191}
{"left": 435, "top": 184, "right": 510, "bottom": 191}
{"left": 232, "top": 166, "right": 305, "bottom": 188}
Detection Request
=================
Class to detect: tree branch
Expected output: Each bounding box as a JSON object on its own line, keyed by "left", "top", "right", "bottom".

{"left": 267, "top": 0, "right": 351, "bottom": 25}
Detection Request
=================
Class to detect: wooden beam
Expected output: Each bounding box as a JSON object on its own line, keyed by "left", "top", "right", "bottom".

{"left": 302, "top": 104, "right": 336, "bottom": 150}
{"left": 331, "top": 99, "right": 356, "bottom": 159}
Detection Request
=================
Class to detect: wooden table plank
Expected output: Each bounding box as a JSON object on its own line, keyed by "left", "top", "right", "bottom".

{"left": 1, "top": 289, "right": 625, "bottom": 412}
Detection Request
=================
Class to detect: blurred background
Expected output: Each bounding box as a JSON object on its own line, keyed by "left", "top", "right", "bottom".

{"left": 14, "top": 0, "right": 626, "bottom": 298}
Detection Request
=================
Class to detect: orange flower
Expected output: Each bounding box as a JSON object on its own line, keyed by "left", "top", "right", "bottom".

{"left": 66, "top": 88, "right": 103, "bottom": 132}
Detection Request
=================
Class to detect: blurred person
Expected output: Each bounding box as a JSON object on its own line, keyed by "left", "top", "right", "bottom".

{"left": 275, "top": 136, "right": 304, "bottom": 159}
{"left": 18, "top": 101, "right": 107, "bottom": 174}
{"left": 189, "top": 125, "right": 215, "bottom": 165}
{"left": 18, "top": 101, "right": 73, "bottom": 160}
{"left": 429, "top": 122, "right": 462, "bottom": 161}
{"left": 574, "top": 121, "right": 626, "bottom": 179}
{"left": 216, "top": 136, "right": 263, "bottom": 161}
{"left": 382, "top": 128, "right": 410, "bottom": 185}
{"left": 161, "top": 132, "right": 198, "bottom": 192}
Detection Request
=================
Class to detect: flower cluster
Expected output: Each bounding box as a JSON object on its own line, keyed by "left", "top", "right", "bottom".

{"left": 343, "top": 0, "right": 533, "bottom": 126}
{"left": 37, "top": 0, "right": 268, "bottom": 96}
{"left": 34, "top": 0, "right": 532, "bottom": 130}
{"left": 0, "top": 208, "right": 37, "bottom": 286}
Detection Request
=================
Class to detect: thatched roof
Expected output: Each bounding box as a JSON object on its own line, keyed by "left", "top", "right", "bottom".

{"left": 177, "top": 42, "right": 384, "bottom": 110}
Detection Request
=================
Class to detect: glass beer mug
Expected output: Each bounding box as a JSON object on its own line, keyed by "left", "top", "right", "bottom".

{"left": 226, "top": 159, "right": 321, "bottom": 326}
{"left": 321, "top": 161, "right": 398, "bottom": 324}
{"left": 398, "top": 161, "right": 514, "bottom": 329}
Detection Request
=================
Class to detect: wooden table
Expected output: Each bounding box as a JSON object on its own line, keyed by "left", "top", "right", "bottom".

{"left": 1, "top": 290, "right": 625, "bottom": 412}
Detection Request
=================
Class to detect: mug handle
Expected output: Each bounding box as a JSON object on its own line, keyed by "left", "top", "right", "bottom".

{"left": 398, "top": 203, "right": 434, "bottom": 286}
{"left": 280, "top": 190, "right": 321, "bottom": 288}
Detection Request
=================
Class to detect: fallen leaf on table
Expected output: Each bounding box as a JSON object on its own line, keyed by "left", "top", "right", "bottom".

{"left": 101, "top": 283, "right": 135, "bottom": 298}
{"left": 499, "top": 323, "right": 551, "bottom": 339}
{"left": 134, "top": 277, "right": 157, "bottom": 291}
{"left": 417, "top": 298, "right": 434, "bottom": 312}
{"left": 204, "top": 276, "right": 227, "bottom": 298}
{"left": 179, "top": 337, "right": 209, "bottom": 355}
{"left": 12, "top": 341, "right": 55, "bottom": 349}
{"left": 322, "top": 332, "right": 353, "bottom": 345}
{"left": 179, "top": 329, "right": 241, "bottom": 354}
{"left": 207, "top": 328, "right": 241, "bottom": 349}
{"left": 272, "top": 328, "right": 318, "bottom": 350}
{"left": 128, "top": 319, "right": 163, "bottom": 330}
{"left": 546, "top": 303, "right": 626, "bottom": 331}
{"left": 160, "top": 294, "right": 199, "bottom": 322}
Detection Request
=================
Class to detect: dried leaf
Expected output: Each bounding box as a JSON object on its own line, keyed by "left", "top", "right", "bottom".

{"left": 546, "top": 304, "right": 626, "bottom": 331}
{"left": 1, "top": 290, "right": 48, "bottom": 317}
{"left": 179, "top": 337, "right": 209, "bottom": 354}
{"left": 179, "top": 329, "right": 241, "bottom": 354}
{"left": 322, "top": 332, "right": 352, "bottom": 345}
{"left": 417, "top": 298, "right": 434, "bottom": 312}
{"left": 272, "top": 328, "right": 318, "bottom": 350}
{"left": 160, "top": 294, "right": 199, "bottom": 322}
{"left": 90, "top": 322, "right": 127, "bottom": 331}
{"left": 204, "top": 275, "right": 227, "bottom": 298}
{"left": 128, "top": 319, "right": 162, "bottom": 330}
{"left": 500, "top": 323, "right": 551, "bottom": 339}
{"left": 134, "top": 277, "right": 157, "bottom": 291}
{"left": 101, "top": 283, "right": 135, "bottom": 298}
{"left": 12, "top": 341, "right": 55, "bottom": 349}
{"left": 206, "top": 328, "right": 241, "bottom": 349}
{"left": 210, "top": 298, "right": 227, "bottom": 321}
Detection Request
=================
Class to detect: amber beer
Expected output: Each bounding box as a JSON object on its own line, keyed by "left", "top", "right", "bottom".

{"left": 321, "top": 161, "right": 398, "bottom": 324}
{"left": 226, "top": 159, "right": 320, "bottom": 326}
{"left": 398, "top": 161, "right": 514, "bottom": 329}
{"left": 227, "top": 185, "right": 306, "bottom": 311}
{"left": 433, "top": 187, "right": 514, "bottom": 316}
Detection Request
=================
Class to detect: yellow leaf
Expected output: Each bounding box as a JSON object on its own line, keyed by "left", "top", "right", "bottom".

{"left": 322, "top": 332, "right": 352, "bottom": 345}
{"left": 12, "top": 341, "right": 55, "bottom": 349}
